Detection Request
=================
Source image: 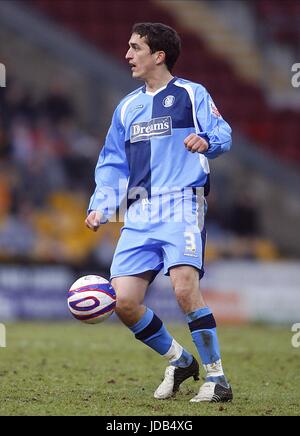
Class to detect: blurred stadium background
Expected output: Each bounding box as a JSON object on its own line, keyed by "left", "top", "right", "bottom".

{"left": 0, "top": 0, "right": 300, "bottom": 326}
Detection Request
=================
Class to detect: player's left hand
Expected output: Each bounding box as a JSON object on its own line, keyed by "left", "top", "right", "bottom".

{"left": 184, "top": 133, "right": 209, "bottom": 153}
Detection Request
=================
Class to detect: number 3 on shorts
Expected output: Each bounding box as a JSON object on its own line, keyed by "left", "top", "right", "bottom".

{"left": 184, "top": 231, "right": 196, "bottom": 252}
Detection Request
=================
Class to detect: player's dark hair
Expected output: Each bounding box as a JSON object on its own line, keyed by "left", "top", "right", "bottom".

{"left": 132, "top": 22, "right": 181, "bottom": 72}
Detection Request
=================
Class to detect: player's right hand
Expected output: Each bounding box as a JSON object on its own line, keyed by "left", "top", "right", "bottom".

{"left": 85, "top": 210, "right": 103, "bottom": 232}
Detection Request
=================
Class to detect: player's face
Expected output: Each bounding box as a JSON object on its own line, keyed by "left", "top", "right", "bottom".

{"left": 125, "top": 33, "right": 158, "bottom": 80}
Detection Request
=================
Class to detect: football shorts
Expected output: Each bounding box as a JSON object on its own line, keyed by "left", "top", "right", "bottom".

{"left": 110, "top": 189, "right": 207, "bottom": 280}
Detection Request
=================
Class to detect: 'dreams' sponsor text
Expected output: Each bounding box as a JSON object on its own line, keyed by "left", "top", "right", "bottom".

{"left": 130, "top": 116, "right": 172, "bottom": 142}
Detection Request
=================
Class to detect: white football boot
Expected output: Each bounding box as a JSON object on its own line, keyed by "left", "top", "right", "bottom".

{"left": 190, "top": 381, "right": 233, "bottom": 402}
{"left": 190, "top": 359, "right": 233, "bottom": 402}
{"left": 154, "top": 356, "right": 199, "bottom": 399}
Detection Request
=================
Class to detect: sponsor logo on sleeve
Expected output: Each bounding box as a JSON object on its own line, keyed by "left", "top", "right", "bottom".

{"left": 210, "top": 101, "right": 221, "bottom": 117}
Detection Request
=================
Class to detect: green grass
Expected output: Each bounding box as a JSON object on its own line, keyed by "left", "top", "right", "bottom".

{"left": 0, "top": 322, "right": 299, "bottom": 416}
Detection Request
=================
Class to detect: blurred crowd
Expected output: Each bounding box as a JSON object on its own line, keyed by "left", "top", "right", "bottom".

{"left": 0, "top": 78, "right": 104, "bottom": 264}
{"left": 0, "top": 79, "right": 278, "bottom": 266}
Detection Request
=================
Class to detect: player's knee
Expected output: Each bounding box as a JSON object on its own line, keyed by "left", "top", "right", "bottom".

{"left": 173, "top": 271, "right": 196, "bottom": 296}
{"left": 173, "top": 284, "right": 193, "bottom": 308}
{"left": 115, "top": 295, "right": 138, "bottom": 318}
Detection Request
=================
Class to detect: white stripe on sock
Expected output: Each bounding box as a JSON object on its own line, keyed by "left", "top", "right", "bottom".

{"left": 163, "top": 339, "right": 183, "bottom": 363}
{"left": 203, "top": 359, "right": 224, "bottom": 378}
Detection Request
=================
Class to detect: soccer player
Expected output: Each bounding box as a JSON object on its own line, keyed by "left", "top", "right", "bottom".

{"left": 86, "top": 23, "right": 233, "bottom": 403}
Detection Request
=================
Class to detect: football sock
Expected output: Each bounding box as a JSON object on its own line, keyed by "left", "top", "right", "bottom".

{"left": 187, "top": 306, "right": 229, "bottom": 388}
{"left": 130, "top": 307, "right": 193, "bottom": 368}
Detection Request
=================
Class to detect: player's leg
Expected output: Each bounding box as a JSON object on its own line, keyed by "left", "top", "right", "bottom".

{"left": 111, "top": 272, "right": 199, "bottom": 397}
{"left": 110, "top": 227, "right": 200, "bottom": 398}
{"left": 169, "top": 265, "right": 232, "bottom": 403}
{"left": 112, "top": 273, "right": 150, "bottom": 326}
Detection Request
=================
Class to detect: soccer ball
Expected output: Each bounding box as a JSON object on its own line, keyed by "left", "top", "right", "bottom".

{"left": 67, "top": 275, "right": 116, "bottom": 324}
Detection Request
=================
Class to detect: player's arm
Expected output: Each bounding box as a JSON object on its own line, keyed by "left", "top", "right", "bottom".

{"left": 185, "top": 86, "right": 232, "bottom": 158}
{"left": 86, "top": 106, "right": 129, "bottom": 232}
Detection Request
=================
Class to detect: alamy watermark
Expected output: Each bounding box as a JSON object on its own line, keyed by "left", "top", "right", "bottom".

{"left": 0, "top": 323, "right": 6, "bottom": 347}
{"left": 291, "top": 63, "right": 300, "bottom": 88}
{"left": 291, "top": 323, "right": 300, "bottom": 348}
{"left": 91, "top": 183, "right": 206, "bottom": 226}
{"left": 0, "top": 63, "right": 6, "bottom": 88}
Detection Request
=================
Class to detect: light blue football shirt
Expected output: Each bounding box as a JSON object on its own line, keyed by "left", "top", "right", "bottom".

{"left": 89, "top": 77, "right": 232, "bottom": 222}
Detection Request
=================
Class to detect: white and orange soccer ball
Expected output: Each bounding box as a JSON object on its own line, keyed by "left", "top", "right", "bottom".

{"left": 67, "top": 275, "right": 116, "bottom": 324}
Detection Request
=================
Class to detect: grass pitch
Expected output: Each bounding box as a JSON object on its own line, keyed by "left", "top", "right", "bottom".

{"left": 0, "top": 322, "right": 299, "bottom": 416}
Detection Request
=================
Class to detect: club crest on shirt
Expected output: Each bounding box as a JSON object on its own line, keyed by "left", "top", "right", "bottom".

{"left": 163, "top": 95, "right": 175, "bottom": 108}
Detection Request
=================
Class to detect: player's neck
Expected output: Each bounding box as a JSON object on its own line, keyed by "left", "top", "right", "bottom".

{"left": 144, "top": 71, "right": 174, "bottom": 93}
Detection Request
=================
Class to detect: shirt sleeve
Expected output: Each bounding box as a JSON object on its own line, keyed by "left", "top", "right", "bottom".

{"left": 88, "top": 105, "right": 129, "bottom": 222}
{"left": 195, "top": 86, "right": 232, "bottom": 159}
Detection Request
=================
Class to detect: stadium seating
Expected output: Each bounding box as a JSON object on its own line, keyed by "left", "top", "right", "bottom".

{"left": 254, "top": 0, "right": 300, "bottom": 52}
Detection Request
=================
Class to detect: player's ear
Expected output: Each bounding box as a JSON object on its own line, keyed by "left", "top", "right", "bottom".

{"left": 155, "top": 51, "right": 166, "bottom": 66}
